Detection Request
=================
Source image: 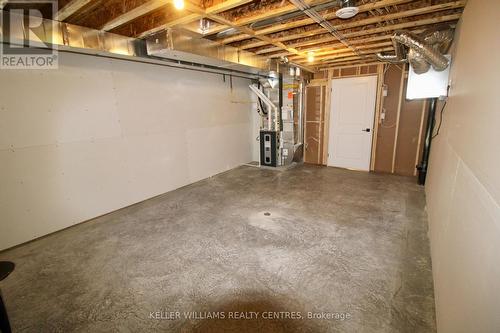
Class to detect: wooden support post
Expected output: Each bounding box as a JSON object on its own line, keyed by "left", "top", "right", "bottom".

{"left": 391, "top": 64, "right": 406, "bottom": 174}
{"left": 322, "top": 68, "right": 333, "bottom": 165}
{"left": 371, "top": 64, "right": 385, "bottom": 171}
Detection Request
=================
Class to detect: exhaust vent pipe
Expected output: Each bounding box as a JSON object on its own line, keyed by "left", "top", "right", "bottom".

{"left": 377, "top": 26, "right": 453, "bottom": 74}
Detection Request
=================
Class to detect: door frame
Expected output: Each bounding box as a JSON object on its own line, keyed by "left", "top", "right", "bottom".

{"left": 304, "top": 79, "right": 327, "bottom": 164}
{"left": 325, "top": 74, "right": 380, "bottom": 171}
{"left": 321, "top": 65, "right": 384, "bottom": 170}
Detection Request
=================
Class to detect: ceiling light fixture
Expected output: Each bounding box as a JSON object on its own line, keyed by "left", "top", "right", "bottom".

{"left": 307, "top": 51, "right": 315, "bottom": 63}
{"left": 335, "top": 0, "right": 359, "bottom": 19}
{"left": 173, "top": 0, "right": 184, "bottom": 10}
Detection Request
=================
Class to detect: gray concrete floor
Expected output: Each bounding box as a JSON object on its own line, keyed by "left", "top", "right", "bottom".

{"left": 0, "top": 165, "right": 436, "bottom": 332}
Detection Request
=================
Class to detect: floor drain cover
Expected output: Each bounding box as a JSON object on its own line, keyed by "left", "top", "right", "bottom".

{"left": 264, "top": 212, "right": 271, "bottom": 216}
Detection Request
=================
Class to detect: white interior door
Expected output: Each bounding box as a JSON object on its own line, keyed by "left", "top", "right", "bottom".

{"left": 328, "top": 76, "right": 377, "bottom": 171}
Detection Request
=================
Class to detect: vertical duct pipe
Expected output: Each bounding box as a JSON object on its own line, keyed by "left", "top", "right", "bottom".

{"left": 418, "top": 98, "right": 437, "bottom": 185}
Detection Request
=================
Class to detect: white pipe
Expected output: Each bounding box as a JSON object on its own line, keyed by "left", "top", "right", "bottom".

{"left": 249, "top": 84, "right": 278, "bottom": 131}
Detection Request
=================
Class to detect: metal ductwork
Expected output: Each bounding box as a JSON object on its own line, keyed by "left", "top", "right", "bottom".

{"left": 377, "top": 26, "right": 453, "bottom": 74}
{"left": 0, "top": 10, "right": 272, "bottom": 79}
{"left": 145, "top": 29, "right": 269, "bottom": 73}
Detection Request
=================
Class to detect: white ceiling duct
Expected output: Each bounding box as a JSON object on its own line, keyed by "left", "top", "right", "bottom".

{"left": 336, "top": 0, "right": 359, "bottom": 19}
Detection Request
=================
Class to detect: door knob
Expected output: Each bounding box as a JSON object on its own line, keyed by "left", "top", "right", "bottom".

{"left": 362, "top": 128, "right": 371, "bottom": 132}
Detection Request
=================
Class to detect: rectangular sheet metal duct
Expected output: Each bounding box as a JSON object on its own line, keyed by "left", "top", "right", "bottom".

{"left": 0, "top": 10, "right": 271, "bottom": 79}
{"left": 146, "top": 29, "right": 270, "bottom": 74}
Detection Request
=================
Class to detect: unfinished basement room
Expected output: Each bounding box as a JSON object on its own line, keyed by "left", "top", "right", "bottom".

{"left": 0, "top": 0, "right": 498, "bottom": 332}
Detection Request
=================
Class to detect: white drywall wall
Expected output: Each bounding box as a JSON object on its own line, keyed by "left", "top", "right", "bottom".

{"left": 0, "top": 52, "right": 254, "bottom": 250}
{"left": 426, "top": 0, "right": 500, "bottom": 331}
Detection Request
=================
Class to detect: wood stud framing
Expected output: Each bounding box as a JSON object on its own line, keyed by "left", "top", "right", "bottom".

{"left": 53, "top": 0, "right": 466, "bottom": 70}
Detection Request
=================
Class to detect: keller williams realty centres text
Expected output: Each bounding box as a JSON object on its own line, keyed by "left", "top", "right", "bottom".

{"left": 149, "top": 311, "right": 352, "bottom": 321}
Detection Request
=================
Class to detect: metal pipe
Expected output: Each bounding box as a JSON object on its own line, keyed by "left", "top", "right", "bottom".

{"left": 417, "top": 98, "right": 437, "bottom": 185}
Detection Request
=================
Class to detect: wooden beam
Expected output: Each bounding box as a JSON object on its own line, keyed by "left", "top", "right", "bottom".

{"left": 205, "top": 0, "right": 254, "bottom": 14}
{"left": 257, "top": 33, "right": 397, "bottom": 55}
{"left": 293, "top": 28, "right": 429, "bottom": 53}
{"left": 54, "top": 0, "right": 92, "bottom": 21}
{"left": 276, "top": 11, "right": 463, "bottom": 44}
{"left": 391, "top": 64, "right": 406, "bottom": 173}
{"left": 220, "top": 0, "right": 414, "bottom": 44}
{"left": 108, "top": 0, "right": 252, "bottom": 35}
{"left": 260, "top": 2, "right": 463, "bottom": 63}
{"left": 296, "top": 47, "right": 393, "bottom": 65}
{"left": 371, "top": 64, "right": 385, "bottom": 171}
{"left": 322, "top": 68, "right": 333, "bottom": 164}
{"left": 239, "top": 13, "right": 461, "bottom": 51}
{"left": 317, "top": 61, "right": 386, "bottom": 69}
{"left": 101, "top": 0, "right": 167, "bottom": 31}
{"left": 205, "top": 0, "right": 332, "bottom": 36}
{"left": 289, "top": 41, "right": 394, "bottom": 61}
{"left": 135, "top": 1, "right": 313, "bottom": 68}
{"left": 136, "top": 0, "right": 330, "bottom": 40}
{"left": 196, "top": 10, "right": 301, "bottom": 56}
{"left": 252, "top": 0, "right": 416, "bottom": 40}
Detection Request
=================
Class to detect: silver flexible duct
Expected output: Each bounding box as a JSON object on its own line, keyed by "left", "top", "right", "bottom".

{"left": 393, "top": 31, "right": 449, "bottom": 71}
{"left": 377, "top": 27, "right": 453, "bottom": 73}
{"left": 408, "top": 49, "right": 431, "bottom": 74}
{"left": 376, "top": 38, "right": 408, "bottom": 64}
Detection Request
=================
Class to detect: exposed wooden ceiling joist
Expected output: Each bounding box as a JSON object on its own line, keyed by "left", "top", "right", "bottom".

{"left": 57, "top": 0, "right": 466, "bottom": 69}
{"left": 239, "top": 12, "right": 461, "bottom": 51}
{"left": 201, "top": 0, "right": 332, "bottom": 37}
{"left": 220, "top": 0, "right": 414, "bottom": 45}
{"left": 102, "top": 0, "right": 252, "bottom": 34}
{"left": 54, "top": 0, "right": 92, "bottom": 21}
{"left": 101, "top": 0, "right": 168, "bottom": 31}
{"left": 237, "top": 2, "right": 464, "bottom": 52}
{"left": 289, "top": 41, "right": 395, "bottom": 60}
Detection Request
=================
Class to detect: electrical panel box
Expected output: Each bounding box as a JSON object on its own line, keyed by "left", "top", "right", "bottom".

{"left": 260, "top": 130, "right": 278, "bottom": 167}
{"left": 406, "top": 55, "right": 451, "bottom": 100}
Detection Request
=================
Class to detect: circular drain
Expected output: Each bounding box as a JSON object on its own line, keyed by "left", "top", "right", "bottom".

{"left": 264, "top": 212, "right": 271, "bottom": 216}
